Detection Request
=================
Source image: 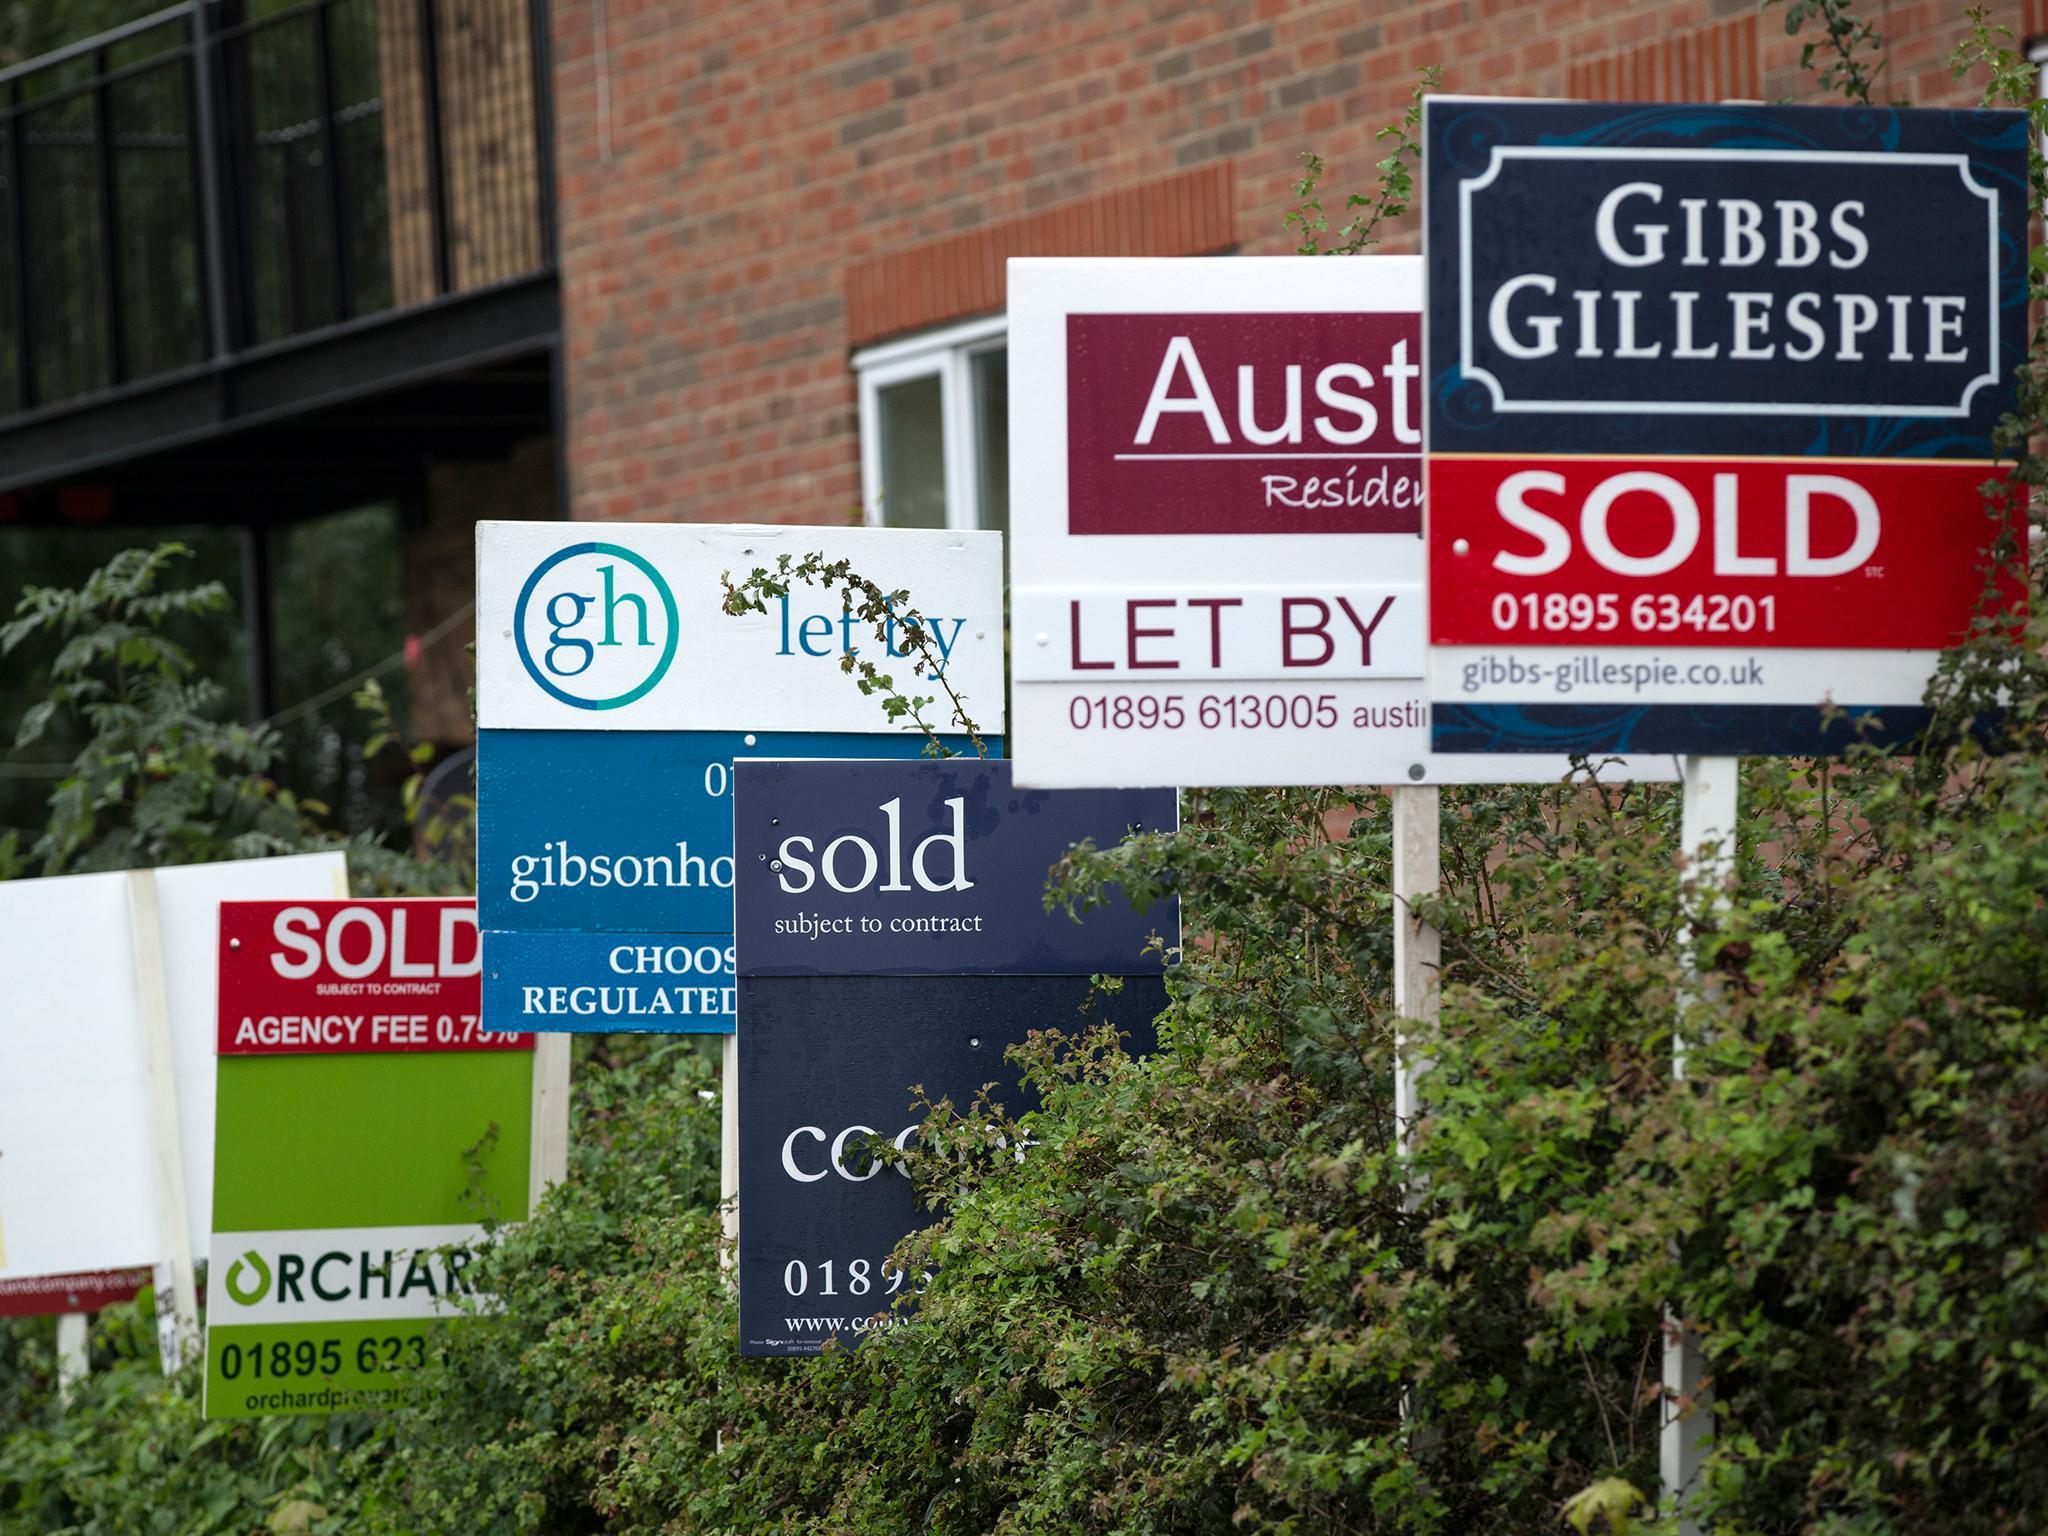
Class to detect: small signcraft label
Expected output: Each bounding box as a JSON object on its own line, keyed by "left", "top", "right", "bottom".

{"left": 0, "top": 1267, "right": 150, "bottom": 1319}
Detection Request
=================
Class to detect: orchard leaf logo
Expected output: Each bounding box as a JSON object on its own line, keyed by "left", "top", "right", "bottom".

{"left": 224, "top": 1250, "right": 271, "bottom": 1307}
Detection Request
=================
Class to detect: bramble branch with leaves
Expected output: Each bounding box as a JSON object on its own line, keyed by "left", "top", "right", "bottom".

{"left": 1285, "top": 66, "right": 1439, "bottom": 256}
{"left": 720, "top": 552, "right": 988, "bottom": 757}
{"left": 1769, "top": 0, "right": 1888, "bottom": 105}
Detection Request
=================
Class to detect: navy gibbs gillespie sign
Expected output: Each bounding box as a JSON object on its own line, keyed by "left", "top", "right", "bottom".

{"left": 474, "top": 522, "right": 1005, "bottom": 1033}
{"left": 1423, "top": 100, "right": 2029, "bottom": 756}
{"left": 733, "top": 760, "right": 1177, "bottom": 1358}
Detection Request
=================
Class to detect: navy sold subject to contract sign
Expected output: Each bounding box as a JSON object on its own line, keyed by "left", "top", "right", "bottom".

{"left": 732, "top": 760, "right": 1176, "bottom": 1358}
{"left": 1424, "top": 100, "right": 2029, "bottom": 756}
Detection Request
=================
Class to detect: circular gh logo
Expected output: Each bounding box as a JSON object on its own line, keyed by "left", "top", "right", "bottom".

{"left": 513, "top": 543, "right": 679, "bottom": 710}
{"left": 224, "top": 1250, "right": 272, "bottom": 1307}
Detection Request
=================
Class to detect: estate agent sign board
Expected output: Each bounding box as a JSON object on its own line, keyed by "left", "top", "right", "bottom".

{"left": 1423, "top": 100, "right": 2029, "bottom": 755}
{"left": 205, "top": 899, "right": 533, "bottom": 1417}
{"left": 732, "top": 759, "right": 1175, "bottom": 1357}
{"left": 474, "top": 522, "right": 1005, "bottom": 1034}
{"left": 0, "top": 853, "right": 346, "bottom": 1333}
{"left": 1006, "top": 256, "right": 1673, "bottom": 786}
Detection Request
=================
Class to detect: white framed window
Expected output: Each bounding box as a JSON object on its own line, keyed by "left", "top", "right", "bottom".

{"left": 854, "top": 314, "right": 1009, "bottom": 532}
{"left": 2033, "top": 38, "right": 2048, "bottom": 154}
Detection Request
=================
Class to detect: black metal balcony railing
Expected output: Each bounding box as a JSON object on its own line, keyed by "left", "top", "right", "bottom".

{"left": 0, "top": 0, "right": 551, "bottom": 421}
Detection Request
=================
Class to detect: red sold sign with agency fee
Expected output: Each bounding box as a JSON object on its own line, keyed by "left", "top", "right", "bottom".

{"left": 217, "top": 899, "right": 531, "bottom": 1055}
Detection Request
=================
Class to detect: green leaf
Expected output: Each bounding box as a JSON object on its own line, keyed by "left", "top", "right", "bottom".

{"left": 1562, "top": 1478, "right": 1646, "bottom": 1535}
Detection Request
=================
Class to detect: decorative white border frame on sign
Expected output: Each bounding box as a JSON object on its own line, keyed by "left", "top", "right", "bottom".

{"left": 1456, "top": 147, "right": 2002, "bottom": 418}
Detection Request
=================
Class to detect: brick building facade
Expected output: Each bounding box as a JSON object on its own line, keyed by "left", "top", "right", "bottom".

{"left": 4, "top": 0, "right": 2030, "bottom": 786}
{"left": 542, "top": 0, "right": 2048, "bottom": 532}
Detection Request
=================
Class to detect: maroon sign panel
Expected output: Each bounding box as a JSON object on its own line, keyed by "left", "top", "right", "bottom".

{"left": 0, "top": 1267, "right": 151, "bottom": 1318}
{"left": 1064, "top": 311, "right": 1423, "bottom": 536}
{"left": 217, "top": 899, "right": 532, "bottom": 1056}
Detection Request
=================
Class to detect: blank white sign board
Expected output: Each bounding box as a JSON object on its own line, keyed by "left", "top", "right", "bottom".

{"left": 0, "top": 871, "right": 154, "bottom": 1279}
{"left": 0, "top": 852, "right": 347, "bottom": 1297}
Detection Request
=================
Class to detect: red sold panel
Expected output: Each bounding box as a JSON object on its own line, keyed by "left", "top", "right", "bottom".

{"left": 217, "top": 899, "right": 532, "bottom": 1055}
{"left": 1066, "top": 312, "right": 1423, "bottom": 536}
{"left": 1429, "top": 456, "right": 2024, "bottom": 649}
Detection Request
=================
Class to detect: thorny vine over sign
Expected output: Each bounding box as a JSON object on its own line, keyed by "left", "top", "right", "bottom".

{"left": 720, "top": 552, "right": 989, "bottom": 758}
{"left": 1285, "top": 66, "right": 1439, "bottom": 257}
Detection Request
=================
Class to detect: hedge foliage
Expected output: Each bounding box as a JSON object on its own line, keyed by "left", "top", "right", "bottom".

{"left": 10, "top": 725, "right": 2047, "bottom": 1535}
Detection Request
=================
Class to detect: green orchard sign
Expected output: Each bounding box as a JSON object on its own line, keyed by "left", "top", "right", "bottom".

{"left": 203, "top": 899, "right": 535, "bottom": 1418}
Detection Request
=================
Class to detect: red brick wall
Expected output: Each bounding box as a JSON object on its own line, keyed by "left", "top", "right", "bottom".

{"left": 545, "top": 0, "right": 2038, "bottom": 525}
{"left": 844, "top": 163, "right": 1239, "bottom": 347}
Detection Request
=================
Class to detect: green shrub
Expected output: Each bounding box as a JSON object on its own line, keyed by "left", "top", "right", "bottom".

{"left": 0, "top": 1293, "right": 384, "bottom": 1535}
{"left": 8, "top": 12, "right": 2048, "bottom": 1534}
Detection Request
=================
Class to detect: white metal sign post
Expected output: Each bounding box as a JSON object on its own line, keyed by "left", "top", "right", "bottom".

{"left": 127, "top": 868, "right": 199, "bottom": 1370}
{"left": 1390, "top": 784, "right": 1439, "bottom": 1171}
{"left": 1665, "top": 754, "right": 1738, "bottom": 1530}
{"left": 55, "top": 1314, "right": 89, "bottom": 1402}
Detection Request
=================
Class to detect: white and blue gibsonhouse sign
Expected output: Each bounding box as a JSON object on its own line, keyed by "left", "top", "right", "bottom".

{"left": 474, "top": 521, "right": 1006, "bottom": 1034}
